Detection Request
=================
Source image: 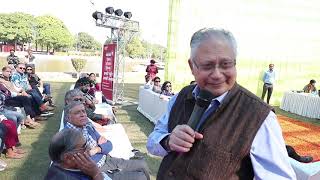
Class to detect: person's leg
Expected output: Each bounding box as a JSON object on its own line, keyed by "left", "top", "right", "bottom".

{"left": 1, "top": 109, "right": 24, "bottom": 127}
{"left": 27, "top": 89, "right": 44, "bottom": 106}
{"left": 6, "top": 96, "right": 37, "bottom": 118}
{"left": 43, "top": 83, "right": 51, "bottom": 95}
{"left": 261, "top": 84, "right": 267, "bottom": 101}
{"left": 101, "top": 155, "right": 150, "bottom": 180}
{"left": 106, "top": 170, "right": 148, "bottom": 180}
{"left": 266, "top": 85, "right": 273, "bottom": 104}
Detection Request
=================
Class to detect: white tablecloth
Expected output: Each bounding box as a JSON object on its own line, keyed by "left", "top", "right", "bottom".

{"left": 280, "top": 92, "right": 320, "bottom": 119}
{"left": 137, "top": 86, "right": 169, "bottom": 124}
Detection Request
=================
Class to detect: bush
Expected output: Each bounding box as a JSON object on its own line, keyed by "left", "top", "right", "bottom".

{"left": 71, "top": 58, "right": 87, "bottom": 74}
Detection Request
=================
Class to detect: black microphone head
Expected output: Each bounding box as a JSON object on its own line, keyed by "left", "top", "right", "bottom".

{"left": 196, "top": 89, "right": 214, "bottom": 107}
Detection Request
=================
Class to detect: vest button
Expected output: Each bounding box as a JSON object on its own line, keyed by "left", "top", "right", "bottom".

{"left": 168, "top": 171, "right": 174, "bottom": 176}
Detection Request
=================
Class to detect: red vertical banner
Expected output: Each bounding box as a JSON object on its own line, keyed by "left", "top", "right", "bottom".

{"left": 101, "top": 43, "right": 116, "bottom": 102}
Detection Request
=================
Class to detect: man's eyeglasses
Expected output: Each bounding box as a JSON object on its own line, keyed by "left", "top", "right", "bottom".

{"left": 66, "top": 140, "right": 90, "bottom": 154}
{"left": 19, "top": 67, "right": 26, "bottom": 70}
{"left": 73, "top": 98, "right": 84, "bottom": 102}
{"left": 192, "top": 59, "right": 236, "bottom": 73}
{"left": 155, "top": 80, "right": 160, "bottom": 83}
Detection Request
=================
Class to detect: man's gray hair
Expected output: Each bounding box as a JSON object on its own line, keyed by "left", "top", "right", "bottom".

{"left": 190, "top": 27, "right": 237, "bottom": 60}
{"left": 64, "top": 89, "right": 84, "bottom": 105}
{"left": 63, "top": 101, "right": 84, "bottom": 124}
{"left": 49, "top": 128, "right": 84, "bottom": 163}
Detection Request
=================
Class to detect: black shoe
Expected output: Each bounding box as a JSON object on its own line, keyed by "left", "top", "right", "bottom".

{"left": 299, "top": 156, "right": 313, "bottom": 163}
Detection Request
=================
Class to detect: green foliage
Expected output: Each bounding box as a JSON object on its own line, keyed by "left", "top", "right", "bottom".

{"left": 71, "top": 58, "right": 87, "bottom": 73}
{"left": 75, "top": 32, "right": 101, "bottom": 50}
{"left": 126, "top": 36, "right": 146, "bottom": 58}
{"left": 0, "top": 12, "right": 35, "bottom": 44}
{"left": 35, "top": 15, "right": 74, "bottom": 50}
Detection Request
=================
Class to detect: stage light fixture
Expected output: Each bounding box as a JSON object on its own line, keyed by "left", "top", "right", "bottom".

{"left": 115, "top": 9, "right": 123, "bottom": 16}
{"left": 92, "top": 11, "right": 103, "bottom": 20}
{"left": 124, "top": 12, "right": 132, "bottom": 19}
{"left": 105, "top": 7, "right": 114, "bottom": 14}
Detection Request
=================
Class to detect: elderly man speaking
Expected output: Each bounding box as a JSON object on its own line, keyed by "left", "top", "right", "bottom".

{"left": 147, "top": 28, "right": 296, "bottom": 180}
{"left": 64, "top": 101, "right": 150, "bottom": 180}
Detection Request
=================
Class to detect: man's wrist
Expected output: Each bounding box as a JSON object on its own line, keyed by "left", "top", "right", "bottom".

{"left": 160, "top": 135, "right": 171, "bottom": 152}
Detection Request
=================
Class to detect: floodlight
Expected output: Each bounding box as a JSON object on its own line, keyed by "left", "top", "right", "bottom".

{"left": 115, "top": 9, "right": 123, "bottom": 16}
{"left": 92, "top": 11, "right": 103, "bottom": 20}
{"left": 105, "top": 7, "right": 114, "bottom": 14}
{"left": 124, "top": 12, "right": 132, "bottom": 19}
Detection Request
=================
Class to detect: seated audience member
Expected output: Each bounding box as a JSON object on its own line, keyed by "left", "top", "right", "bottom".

{"left": 65, "top": 89, "right": 114, "bottom": 126}
{"left": 144, "top": 75, "right": 153, "bottom": 89}
{"left": 0, "top": 114, "right": 25, "bottom": 159}
{"left": 11, "top": 63, "right": 53, "bottom": 112}
{"left": 160, "top": 81, "right": 174, "bottom": 96}
{"left": 0, "top": 92, "right": 24, "bottom": 128}
{"left": 0, "top": 66, "right": 40, "bottom": 127}
{"left": 152, "top": 77, "right": 161, "bottom": 93}
{"left": 25, "top": 65, "right": 54, "bottom": 106}
{"left": 88, "top": 73, "right": 100, "bottom": 96}
{"left": 44, "top": 129, "right": 109, "bottom": 180}
{"left": 0, "top": 123, "right": 8, "bottom": 171}
{"left": 303, "top": 79, "right": 317, "bottom": 94}
{"left": 63, "top": 102, "right": 150, "bottom": 180}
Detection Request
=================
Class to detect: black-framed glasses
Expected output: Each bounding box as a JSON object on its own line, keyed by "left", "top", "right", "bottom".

{"left": 192, "top": 59, "right": 236, "bottom": 73}
{"left": 26, "top": 68, "right": 33, "bottom": 71}
{"left": 73, "top": 98, "right": 84, "bottom": 102}
{"left": 155, "top": 80, "right": 160, "bottom": 83}
{"left": 166, "top": 85, "right": 171, "bottom": 88}
{"left": 19, "top": 67, "right": 26, "bottom": 70}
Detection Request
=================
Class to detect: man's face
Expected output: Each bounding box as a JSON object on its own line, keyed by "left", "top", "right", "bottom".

{"left": 68, "top": 104, "right": 88, "bottom": 127}
{"left": 188, "top": 38, "right": 237, "bottom": 97}
{"left": 2, "top": 68, "right": 11, "bottom": 78}
{"left": 62, "top": 136, "right": 88, "bottom": 169}
{"left": 269, "top": 64, "right": 274, "bottom": 71}
{"left": 80, "top": 84, "right": 90, "bottom": 93}
{"left": 10, "top": 50, "right": 15, "bottom": 55}
{"left": 16, "top": 64, "right": 26, "bottom": 74}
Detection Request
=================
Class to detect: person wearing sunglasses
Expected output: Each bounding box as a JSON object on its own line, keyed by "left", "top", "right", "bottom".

{"left": 6, "top": 49, "right": 19, "bottom": 69}
{"left": 160, "top": 81, "right": 174, "bottom": 97}
{"left": 147, "top": 28, "right": 295, "bottom": 179}
{"left": 11, "top": 63, "right": 53, "bottom": 114}
{"left": 63, "top": 102, "right": 150, "bottom": 180}
{"left": 25, "top": 65, "right": 54, "bottom": 107}
{"left": 152, "top": 77, "right": 161, "bottom": 94}
{"left": 45, "top": 128, "right": 109, "bottom": 180}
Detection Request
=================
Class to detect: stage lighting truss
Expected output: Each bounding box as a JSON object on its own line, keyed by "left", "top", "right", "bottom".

{"left": 93, "top": 11, "right": 139, "bottom": 104}
{"left": 94, "top": 13, "right": 139, "bottom": 33}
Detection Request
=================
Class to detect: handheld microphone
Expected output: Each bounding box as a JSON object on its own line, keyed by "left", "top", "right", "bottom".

{"left": 187, "top": 89, "right": 214, "bottom": 130}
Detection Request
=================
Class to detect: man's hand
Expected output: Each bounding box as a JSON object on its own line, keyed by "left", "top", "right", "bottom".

{"left": 73, "top": 152, "right": 103, "bottom": 180}
{"left": 98, "top": 136, "right": 107, "bottom": 145}
{"left": 168, "top": 124, "right": 203, "bottom": 153}
{"left": 89, "top": 146, "right": 101, "bottom": 156}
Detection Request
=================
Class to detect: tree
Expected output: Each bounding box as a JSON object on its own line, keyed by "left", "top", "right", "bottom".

{"left": 71, "top": 58, "right": 87, "bottom": 78}
{"left": 75, "top": 32, "right": 101, "bottom": 50}
{"left": 125, "top": 36, "right": 145, "bottom": 58}
{"left": 0, "top": 12, "right": 35, "bottom": 47}
{"left": 35, "top": 15, "right": 73, "bottom": 52}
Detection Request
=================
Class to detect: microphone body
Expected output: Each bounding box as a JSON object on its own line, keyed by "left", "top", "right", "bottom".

{"left": 187, "top": 89, "right": 214, "bottom": 130}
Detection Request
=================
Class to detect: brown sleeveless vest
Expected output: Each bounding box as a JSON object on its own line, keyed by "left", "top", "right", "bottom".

{"left": 157, "top": 83, "right": 272, "bottom": 180}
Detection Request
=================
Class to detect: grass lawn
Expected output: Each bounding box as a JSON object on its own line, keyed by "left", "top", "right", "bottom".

{"left": 1, "top": 81, "right": 319, "bottom": 180}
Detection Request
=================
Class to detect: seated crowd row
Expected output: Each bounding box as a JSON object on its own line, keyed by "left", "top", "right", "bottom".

{"left": 144, "top": 75, "right": 175, "bottom": 97}
{"left": 0, "top": 63, "right": 55, "bottom": 170}
{"left": 43, "top": 76, "right": 150, "bottom": 179}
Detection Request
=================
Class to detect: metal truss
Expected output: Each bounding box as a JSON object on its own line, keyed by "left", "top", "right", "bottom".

{"left": 95, "top": 14, "right": 139, "bottom": 104}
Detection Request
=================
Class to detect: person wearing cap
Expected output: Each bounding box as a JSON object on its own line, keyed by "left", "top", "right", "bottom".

{"left": 6, "top": 49, "right": 19, "bottom": 68}
{"left": 146, "top": 59, "right": 158, "bottom": 80}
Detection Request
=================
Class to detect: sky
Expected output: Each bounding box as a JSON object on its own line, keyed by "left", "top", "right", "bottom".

{"left": 0, "top": 0, "right": 169, "bottom": 46}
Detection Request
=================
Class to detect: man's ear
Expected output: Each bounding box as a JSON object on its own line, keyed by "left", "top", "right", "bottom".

{"left": 188, "top": 59, "right": 195, "bottom": 76}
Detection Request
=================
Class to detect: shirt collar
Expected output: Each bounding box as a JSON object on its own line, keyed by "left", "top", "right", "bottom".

{"left": 192, "top": 85, "right": 228, "bottom": 104}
